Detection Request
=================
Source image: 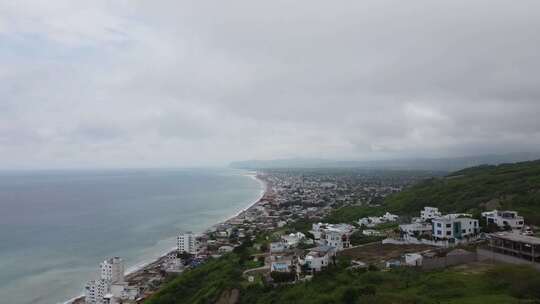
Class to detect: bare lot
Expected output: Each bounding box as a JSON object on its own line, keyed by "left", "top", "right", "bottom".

{"left": 339, "top": 243, "right": 435, "bottom": 264}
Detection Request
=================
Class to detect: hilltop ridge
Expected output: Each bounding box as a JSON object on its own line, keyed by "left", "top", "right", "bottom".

{"left": 384, "top": 159, "right": 540, "bottom": 224}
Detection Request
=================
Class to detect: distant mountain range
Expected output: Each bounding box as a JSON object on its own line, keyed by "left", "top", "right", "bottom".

{"left": 230, "top": 152, "right": 540, "bottom": 172}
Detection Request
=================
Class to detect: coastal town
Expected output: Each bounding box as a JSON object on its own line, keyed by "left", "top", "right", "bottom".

{"left": 77, "top": 169, "right": 540, "bottom": 304}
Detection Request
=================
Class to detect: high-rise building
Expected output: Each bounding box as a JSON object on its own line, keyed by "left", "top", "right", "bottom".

{"left": 177, "top": 232, "right": 198, "bottom": 254}
{"left": 84, "top": 279, "right": 108, "bottom": 304}
{"left": 85, "top": 257, "right": 126, "bottom": 304}
{"left": 100, "top": 257, "right": 125, "bottom": 283}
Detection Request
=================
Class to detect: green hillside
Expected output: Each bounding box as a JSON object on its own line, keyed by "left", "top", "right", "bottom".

{"left": 384, "top": 159, "right": 540, "bottom": 224}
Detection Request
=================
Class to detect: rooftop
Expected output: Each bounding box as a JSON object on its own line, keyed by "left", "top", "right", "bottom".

{"left": 490, "top": 232, "right": 540, "bottom": 245}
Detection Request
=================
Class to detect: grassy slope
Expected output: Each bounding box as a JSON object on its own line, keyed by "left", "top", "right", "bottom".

{"left": 238, "top": 264, "right": 540, "bottom": 304}
{"left": 384, "top": 160, "right": 540, "bottom": 224}
{"left": 145, "top": 254, "right": 242, "bottom": 304}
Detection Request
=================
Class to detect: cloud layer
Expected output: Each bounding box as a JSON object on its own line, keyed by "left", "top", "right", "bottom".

{"left": 1, "top": 0, "right": 540, "bottom": 169}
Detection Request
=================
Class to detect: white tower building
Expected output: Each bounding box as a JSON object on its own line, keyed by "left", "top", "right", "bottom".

{"left": 177, "top": 232, "right": 198, "bottom": 254}
{"left": 100, "top": 257, "right": 125, "bottom": 283}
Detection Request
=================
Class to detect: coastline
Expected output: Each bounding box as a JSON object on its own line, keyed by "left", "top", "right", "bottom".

{"left": 66, "top": 170, "right": 266, "bottom": 304}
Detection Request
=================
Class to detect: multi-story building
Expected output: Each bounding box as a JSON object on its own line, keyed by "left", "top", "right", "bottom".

{"left": 85, "top": 279, "right": 109, "bottom": 304}
{"left": 481, "top": 210, "right": 524, "bottom": 230}
{"left": 420, "top": 207, "right": 442, "bottom": 221}
{"left": 86, "top": 257, "right": 128, "bottom": 304}
{"left": 399, "top": 222, "right": 433, "bottom": 240}
{"left": 177, "top": 232, "right": 199, "bottom": 255}
{"left": 302, "top": 245, "right": 335, "bottom": 272}
{"left": 432, "top": 214, "right": 479, "bottom": 242}
{"left": 100, "top": 257, "right": 124, "bottom": 283}
{"left": 323, "top": 227, "right": 351, "bottom": 251}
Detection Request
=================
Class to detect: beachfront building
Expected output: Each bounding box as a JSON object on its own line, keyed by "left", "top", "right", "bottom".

{"left": 421, "top": 207, "right": 442, "bottom": 221}
{"left": 85, "top": 279, "right": 109, "bottom": 304}
{"left": 86, "top": 257, "right": 126, "bottom": 304}
{"left": 177, "top": 232, "right": 199, "bottom": 255}
{"left": 482, "top": 210, "right": 525, "bottom": 231}
{"left": 100, "top": 257, "right": 125, "bottom": 284}
{"left": 432, "top": 214, "right": 479, "bottom": 243}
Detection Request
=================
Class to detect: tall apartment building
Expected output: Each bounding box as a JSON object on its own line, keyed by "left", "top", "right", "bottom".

{"left": 100, "top": 257, "right": 125, "bottom": 283}
{"left": 177, "top": 232, "right": 198, "bottom": 254}
{"left": 85, "top": 257, "right": 125, "bottom": 304}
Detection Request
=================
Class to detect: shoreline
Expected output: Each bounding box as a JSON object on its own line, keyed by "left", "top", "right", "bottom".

{"left": 65, "top": 171, "right": 266, "bottom": 304}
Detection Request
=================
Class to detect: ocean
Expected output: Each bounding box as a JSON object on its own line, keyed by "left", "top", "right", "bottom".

{"left": 0, "top": 168, "right": 263, "bottom": 304}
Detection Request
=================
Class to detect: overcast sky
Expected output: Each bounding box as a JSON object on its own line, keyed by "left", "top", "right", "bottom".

{"left": 1, "top": 1, "right": 539, "bottom": 169}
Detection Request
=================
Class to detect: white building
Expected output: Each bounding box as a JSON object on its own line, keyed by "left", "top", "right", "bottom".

{"left": 85, "top": 279, "right": 109, "bottom": 304}
{"left": 86, "top": 257, "right": 137, "bottom": 304}
{"left": 281, "top": 232, "right": 306, "bottom": 247}
{"left": 358, "top": 216, "right": 383, "bottom": 228}
{"left": 381, "top": 212, "right": 399, "bottom": 222}
{"left": 481, "top": 210, "right": 524, "bottom": 230}
{"left": 177, "top": 232, "right": 199, "bottom": 255}
{"left": 310, "top": 223, "right": 354, "bottom": 251}
{"left": 420, "top": 207, "right": 442, "bottom": 221}
{"left": 303, "top": 245, "right": 335, "bottom": 272}
{"left": 362, "top": 229, "right": 382, "bottom": 236}
{"left": 358, "top": 212, "right": 398, "bottom": 228}
{"left": 310, "top": 223, "right": 354, "bottom": 240}
{"left": 399, "top": 222, "right": 433, "bottom": 240}
{"left": 432, "top": 214, "right": 479, "bottom": 242}
{"left": 100, "top": 257, "right": 124, "bottom": 283}
{"left": 324, "top": 228, "right": 350, "bottom": 251}
{"left": 404, "top": 253, "right": 423, "bottom": 266}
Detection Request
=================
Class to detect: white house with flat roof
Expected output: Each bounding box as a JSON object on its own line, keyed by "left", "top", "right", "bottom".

{"left": 281, "top": 232, "right": 305, "bottom": 247}
{"left": 421, "top": 207, "right": 442, "bottom": 221}
{"left": 399, "top": 222, "right": 433, "bottom": 241}
{"left": 302, "top": 245, "right": 335, "bottom": 272}
{"left": 432, "top": 214, "right": 479, "bottom": 243}
{"left": 482, "top": 210, "right": 524, "bottom": 231}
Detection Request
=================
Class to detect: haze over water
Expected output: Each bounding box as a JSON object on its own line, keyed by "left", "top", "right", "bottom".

{"left": 0, "top": 168, "right": 263, "bottom": 304}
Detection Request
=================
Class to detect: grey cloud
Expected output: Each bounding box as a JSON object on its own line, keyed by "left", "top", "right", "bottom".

{"left": 0, "top": 0, "right": 539, "bottom": 168}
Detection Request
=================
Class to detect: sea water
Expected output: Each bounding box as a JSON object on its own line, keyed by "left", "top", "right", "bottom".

{"left": 0, "top": 168, "right": 263, "bottom": 304}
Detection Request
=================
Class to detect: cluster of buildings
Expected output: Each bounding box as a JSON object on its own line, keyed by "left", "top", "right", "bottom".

{"left": 266, "top": 222, "right": 356, "bottom": 279}
{"left": 84, "top": 257, "right": 139, "bottom": 304}
{"left": 397, "top": 207, "right": 480, "bottom": 247}
{"left": 80, "top": 169, "right": 539, "bottom": 302}
{"left": 358, "top": 212, "right": 399, "bottom": 228}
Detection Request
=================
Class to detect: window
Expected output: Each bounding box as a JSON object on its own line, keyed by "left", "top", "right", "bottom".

{"left": 437, "top": 230, "right": 442, "bottom": 235}
{"left": 437, "top": 223, "right": 441, "bottom": 227}
{"left": 462, "top": 229, "right": 466, "bottom": 233}
{"left": 446, "top": 231, "right": 451, "bottom": 236}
